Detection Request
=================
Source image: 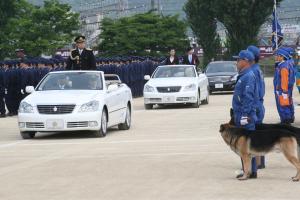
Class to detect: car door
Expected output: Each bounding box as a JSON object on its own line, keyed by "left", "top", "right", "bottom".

{"left": 105, "top": 85, "right": 120, "bottom": 126}
{"left": 198, "top": 72, "right": 208, "bottom": 100}
{"left": 114, "top": 84, "right": 129, "bottom": 123}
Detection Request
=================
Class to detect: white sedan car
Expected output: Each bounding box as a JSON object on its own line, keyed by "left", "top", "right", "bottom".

{"left": 18, "top": 71, "right": 132, "bottom": 139}
{"left": 143, "top": 65, "right": 209, "bottom": 109}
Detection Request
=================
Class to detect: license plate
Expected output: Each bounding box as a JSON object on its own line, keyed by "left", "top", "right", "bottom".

{"left": 46, "top": 119, "right": 64, "bottom": 129}
{"left": 163, "top": 96, "right": 174, "bottom": 103}
{"left": 215, "top": 84, "right": 224, "bottom": 89}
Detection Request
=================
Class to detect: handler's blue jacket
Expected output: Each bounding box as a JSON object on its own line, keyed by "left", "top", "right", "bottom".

{"left": 232, "top": 67, "right": 258, "bottom": 130}
{"left": 251, "top": 63, "right": 265, "bottom": 123}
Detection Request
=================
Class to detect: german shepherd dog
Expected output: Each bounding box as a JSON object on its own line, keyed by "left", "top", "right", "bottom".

{"left": 219, "top": 109, "right": 300, "bottom": 181}
{"left": 219, "top": 123, "right": 300, "bottom": 181}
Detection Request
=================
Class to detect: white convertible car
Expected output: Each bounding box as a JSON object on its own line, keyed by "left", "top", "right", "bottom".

{"left": 18, "top": 71, "right": 132, "bottom": 139}
{"left": 143, "top": 65, "right": 209, "bottom": 109}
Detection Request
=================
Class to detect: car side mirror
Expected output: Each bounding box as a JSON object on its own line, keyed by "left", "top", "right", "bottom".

{"left": 107, "top": 84, "right": 118, "bottom": 92}
{"left": 144, "top": 75, "right": 151, "bottom": 80}
{"left": 25, "top": 86, "right": 35, "bottom": 94}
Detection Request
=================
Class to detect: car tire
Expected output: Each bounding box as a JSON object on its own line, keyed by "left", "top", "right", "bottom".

{"left": 20, "top": 131, "right": 36, "bottom": 139}
{"left": 144, "top": 104, "right": 153, "bottom": 110}
{"left": 192, "top": 91, "right": 201, "bottom": 108}
{"left": 95, "top": 109, "right": 108, "bottom": 137}
{"left": 118, "top": 105, "right": 131, "bottom": 130}
{"left": 202, "top": 87, "right": 209, "bottom": 105}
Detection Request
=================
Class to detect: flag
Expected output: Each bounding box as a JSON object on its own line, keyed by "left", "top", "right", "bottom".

{"left": 271, "top": 1, "right": 283, "bottom": 50}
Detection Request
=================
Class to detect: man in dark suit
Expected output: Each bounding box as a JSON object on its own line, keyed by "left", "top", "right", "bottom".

{"left": 66, "top": 35, "right": 96, "bottom": 70}
{"left": 182, "top": 47, "right": 200, "bottom": 66}
{"left": 165, "top": 48, "right": 179, "bottom": 65}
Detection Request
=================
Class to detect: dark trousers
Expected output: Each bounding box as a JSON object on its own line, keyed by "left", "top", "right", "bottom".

{"left": 5, "top": 90, "right": 21, "bottom": 113}
{"left": 0, "top": 95, "right": 5, "bottom": 114}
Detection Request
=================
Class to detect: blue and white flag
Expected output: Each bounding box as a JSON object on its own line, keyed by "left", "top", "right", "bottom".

{"left": 272, "top": 0, "right": 283, "bottom": 50}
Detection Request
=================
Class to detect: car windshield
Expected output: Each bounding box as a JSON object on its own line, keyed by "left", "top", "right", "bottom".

{"left": 37, "top": 72, "right": 103, "bottom": 91}
{"left": 153, "top": 66, "right": 196, "bottom": 78}
{"left": 206, "top": 63, "right": 237, "bottom": 73}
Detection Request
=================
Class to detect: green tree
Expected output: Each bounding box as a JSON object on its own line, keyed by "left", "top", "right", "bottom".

{"left": 0, "top": 0, "right": 19, "bottom": 59}
{"left": 0, "top": 0, "right": 80, "bottom": 59}
{"left": 99, "top": 13, "right": 189, "bottom": 56}
{"left": 184, "top": 0, "right": 222, "bottom": 67}
{"left": 214, "top": 0, "right": 283, "bottom": 57}
{"left": 0, "top": 0, "right": 18, "bottom": 27}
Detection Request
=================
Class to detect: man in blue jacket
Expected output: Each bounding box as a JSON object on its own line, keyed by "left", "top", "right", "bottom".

{"left": 247, "top": 45, "right": 266, "bottom": 169}
{"left": 233, "top": 50, "right": 259, "bottom": 180}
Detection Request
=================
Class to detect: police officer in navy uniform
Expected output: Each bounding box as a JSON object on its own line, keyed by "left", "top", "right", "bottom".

{"left": 66, "top": 35, "right": 96, "bottom": 70}
{"left": 0, "top": 63, "right": 6, "bottom": 117}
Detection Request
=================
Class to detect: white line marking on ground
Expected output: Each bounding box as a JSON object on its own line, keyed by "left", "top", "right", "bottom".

{"left": 0, "top": 151, "right": 229, "bottom": 159}
{"left": 19, "top": 137, "right": 220, "bottom": 146}
{"left": 0, "top": 141, "right": 24, "bottom": 149}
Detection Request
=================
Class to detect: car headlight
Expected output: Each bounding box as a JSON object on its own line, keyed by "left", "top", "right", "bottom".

{"left": 79, "top": 100, "right": 99, "bottom": 112}
{"left": 144, "top": 85, "right": 155, "bottom": 93}
{"left": 231, "top": 74, "right": 238, "bottom": 82}
{"left": 183, "top": 84, "right": 197, "bottom": 91}
{"left": 19, "top": 102, "right": 34, "bottom": 113}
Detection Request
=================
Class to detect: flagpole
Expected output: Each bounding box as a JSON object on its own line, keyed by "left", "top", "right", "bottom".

{"left": 274, "top": 0, "right": 278, "bottom": 50}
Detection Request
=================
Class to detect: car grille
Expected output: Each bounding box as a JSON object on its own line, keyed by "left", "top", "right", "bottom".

{"left": 208, "top": 76, "right": 231, "bottom": 82}
{"left": 67, "top": 121, "right": 89, "bottom": 128}
{"left": 176, "top": 97, "right": 190, "bottom": 101}
{"left": 156, "top": 86, "right": 181, "bottom": 93}
{"left": 37, "top": 105, "right": 75, "bottom": 114}
{"left": 149, "top": 98, "right": 162, "bottom": 102}
{"left": 26, "top": 122, "right": 45, "bottom": 128}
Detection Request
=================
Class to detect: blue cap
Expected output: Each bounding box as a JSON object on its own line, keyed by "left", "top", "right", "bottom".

{"left": 247, "top": 45, "right": 260, "bottom": 57}
{"left": 233, "top": 50, "right": 255, "bottom": 62}
{"left": 275, "top": 48, "right": 290, "bottom": 59}
{"left": 281, "top": 47, "right": 294, "bottom": 57}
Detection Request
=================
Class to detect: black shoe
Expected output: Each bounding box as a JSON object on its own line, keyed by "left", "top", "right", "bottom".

{"left": 249, "top": 172, "right": 257, "bottom": 179}
{"left": 282, "top": 120, "right": 291, "bottom": 125}
{"left": 7, "top": 112, "right": 14, "bottom": 116}
{"left": 257, "top": 165, "right": 265, "bottom": 169}
{"left": 291, "top": 117, "right": 295, "bottom": 123}
{"left": 0, "top": 114, "right": 6, "bottom": 118}
{"left": 236, "top": 172, "right": 244, "bottom": 179}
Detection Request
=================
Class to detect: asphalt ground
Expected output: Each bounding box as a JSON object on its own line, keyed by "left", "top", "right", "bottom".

{"left": 0, "top": 77, "right": 300, "bottom": 200}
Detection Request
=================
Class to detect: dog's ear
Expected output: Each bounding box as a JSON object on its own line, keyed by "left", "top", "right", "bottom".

{"left": 219, "top": 124, "right": 225, "bottom": 132}
{"left": 229, "top": 108, "right": 235, "bottom": 125}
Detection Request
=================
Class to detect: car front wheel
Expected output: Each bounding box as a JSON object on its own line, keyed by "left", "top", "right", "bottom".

{"left": 20, "top": 131, "right": 36, "bottom": 139}
{"left": 95, "top": 110, "right": 108, "bottom": 137}
{"left": 202, "top": 87, "right": 209, "bottom": 105}
{"left": 192, "top": 91, "right": 200, "bottom": 108}
{"left": 118, "top": 105, "right": 131, "bottom": 130}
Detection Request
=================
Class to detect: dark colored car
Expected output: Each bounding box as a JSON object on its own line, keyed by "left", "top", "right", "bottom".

{"left": 205, "top": 61, "right": 238, "bottom": 93}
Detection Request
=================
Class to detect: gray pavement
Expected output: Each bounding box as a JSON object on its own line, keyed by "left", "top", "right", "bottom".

{"left": 1, "top": 78, "right": 300, "bottom": 200}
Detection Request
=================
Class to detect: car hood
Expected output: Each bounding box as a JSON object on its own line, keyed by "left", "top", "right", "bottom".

{"left": 205, "top": 72, "right": 237, "bottom": 77}
{"left": 146, "top": 77, "right": 197, "bottom": 87}
{"left": 23, "top": 90, "right": 104, "bottom": 105}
